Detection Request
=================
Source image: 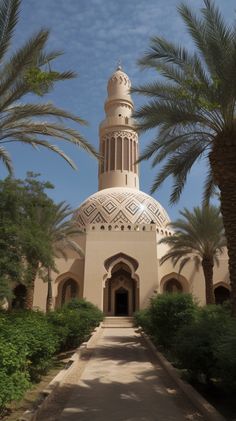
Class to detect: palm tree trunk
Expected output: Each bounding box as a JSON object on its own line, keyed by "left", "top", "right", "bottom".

{"left": 46, "top": 267, "right": 53, "bottom": 313}
{"left": 202, "top": 257, "right": 215, "bottom": 305}
{"left": 210, "top": 141, "right": 236, "bottom": 315}
{"left": 25, "top": 284, "right": 34, "bottom": 310}
{"left": 24, "top": 265, "right": 38, "bottom": 310}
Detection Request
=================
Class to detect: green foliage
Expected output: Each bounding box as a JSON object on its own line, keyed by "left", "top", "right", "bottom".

{"left": 215, "top": 320, "right": 236, "bottom": 392}
{"left": 0, "top": 313, "right": 30, "bottom": 411}
{"left": 48, "top": 299, "right": 103, "bottom": 351}
{"left": 133, "top": 1, "right": 236, "bottom": 204}
{"left": 25, "top": 67, "right": 61, "bottom": 96}
{"left": 0, "top": 173, "right": 56, "bottom": 300}
{"left": 134, "top": 308, "right": 152, "bottom": 334}
{"left": 139, "top": 295, "right": 236, "bottom": 393}
{"left": 143, "top": 293, "right": 196, "bottom": 349}
{"left": 8, "top": 311, "right": 60, "bottom": 381}
{"left": 159, "top": 206, "right": 225, "bottom": 304}
{"left": 0, "top": 0, "right": 98, "bottom": 175}
{"left": 174, "top": 305, "right": 230, "bottom": 382}
{"left": 0, "top": 299, "right": 103, "bottom": 413}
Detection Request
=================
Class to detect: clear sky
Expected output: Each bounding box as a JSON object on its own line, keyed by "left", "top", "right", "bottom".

{"left": 3, "top": 0, "right": 235, "bottom": 219}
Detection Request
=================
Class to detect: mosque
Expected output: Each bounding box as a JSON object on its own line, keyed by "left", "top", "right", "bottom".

{"left": 33, "top": 66, "right": 230, "bottom": 314}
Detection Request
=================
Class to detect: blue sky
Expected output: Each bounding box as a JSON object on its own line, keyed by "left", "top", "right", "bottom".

{"left": 3, "top": 0, "right": 236, "bottom": 219}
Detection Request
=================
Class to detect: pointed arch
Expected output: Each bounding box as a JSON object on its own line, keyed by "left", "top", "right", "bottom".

{"left": 103, "top": 252, "right": 140, "bottom": 315}
{"left": 55, "top": 271, "right": 82, "bottom": 308}
{"left": 160, "top": 272, "right": 189, "bottom": 293}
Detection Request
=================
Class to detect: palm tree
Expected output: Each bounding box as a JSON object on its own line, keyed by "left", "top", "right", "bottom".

{"left": 44, "top": 201, "right": 84, "bottom": 312}
{"left": 24, "top": 200, "right": 83, "bottom": 311}
{"left": 133, "top": 0, "right": 236, "bottom": 313}
{"left": 0, "top": 0, "right": 98, "bottom": 174}
{"left": 160, "top": 206, "right": 226, "bottom": 304}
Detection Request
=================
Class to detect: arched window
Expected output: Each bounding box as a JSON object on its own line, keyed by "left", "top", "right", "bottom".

{"left": 214, "top": 286, "right": 230, "bottom": 305}
{"left": 12, "top": 284, "right": 27, "bottom": 309}
{"left": 164, "top": 278, "right": 183, "bottom": 293}
{"left": 61, "top": 278, "right": 79, "bottom": 306}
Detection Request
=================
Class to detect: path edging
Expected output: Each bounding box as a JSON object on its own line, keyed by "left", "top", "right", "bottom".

{"left": 140, "top": 330, "right": 225, "bottom": 421}
{"left": 18, "top": 323, "right": 103, "bottom": 421}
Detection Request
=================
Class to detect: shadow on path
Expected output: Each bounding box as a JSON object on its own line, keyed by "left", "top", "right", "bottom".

{"left": 37, "top": 328, "right": 204, "bottom": 421}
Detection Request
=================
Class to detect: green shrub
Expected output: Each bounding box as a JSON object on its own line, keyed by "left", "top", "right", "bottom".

{"left": 134, "top": 308, "right": 152, "bottom": 333}
{"left": 147, "top": 293, "right": 196, "bottom": 349}
{"left": 175, "top": 305, "right": 232, "bottom": 383}
{"left": 1, "top": 310, "right": 59, "bottom": 382}
{"left": 214, "top": 318, "right": 236, "bottom": 392}
{"left": 47, "top": 299, "right": 103, "bottom": 351}
{"left": 0, "top": 313, "right": 30, "bottom": 412}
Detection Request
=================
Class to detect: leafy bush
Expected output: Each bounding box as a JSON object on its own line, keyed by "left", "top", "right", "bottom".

{"left": 0, "top": 313, "right": 30, "bottom": 412}
{"left": 8, "top": 310, "right": 60, "bottom": 381}
{"left": 146, "top": 293, "right": 196, "bottom": 349}
{"left": 174, "top": 305, "right": 232, "bottom": 383}
{"left": 0, "top": 300, "right": 103, "bottom": 413}
{"left": 47, "top": 299, "right": 103, "bottom": 351}
{"left": 214, "top": 318, "right": 236, "bottom": 392}
{"left": 0, "top": 310, "right": 59, "bottom": 382}
{"left": 134, "top": 308, "right": 152, "bottom": 334}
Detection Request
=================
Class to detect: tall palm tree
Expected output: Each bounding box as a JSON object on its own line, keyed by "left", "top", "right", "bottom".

{"left": 44, "top": 201, "right": 84, "bottom": 312}
{"left": 24, "top": 201, "right": 83, "bottom": 311}
{"left": 160, "top": 206, "right": 226, "bottom": 304}
{"left": 0, "top": 0, "right": 98, "bottom": 174}
{"left": 133, "top": 0, "right": 236, "bottom": 313}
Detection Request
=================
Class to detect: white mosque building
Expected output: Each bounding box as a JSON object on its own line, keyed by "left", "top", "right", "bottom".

{"left": 33, "top": 66, "right": 230, "bottom": 315}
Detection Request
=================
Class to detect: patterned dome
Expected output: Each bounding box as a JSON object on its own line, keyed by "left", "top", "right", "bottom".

{"left": 74, "top": 187, "right": 170, "bottom": 227}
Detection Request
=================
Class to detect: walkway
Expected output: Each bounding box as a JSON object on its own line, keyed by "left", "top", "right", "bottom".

{"left": 38, "top": 328, "right": 204, "bottom": 421}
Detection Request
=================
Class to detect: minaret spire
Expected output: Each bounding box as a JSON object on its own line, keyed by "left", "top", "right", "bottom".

{"left": 98, "top": 67, "right": 139, "bottom": 190}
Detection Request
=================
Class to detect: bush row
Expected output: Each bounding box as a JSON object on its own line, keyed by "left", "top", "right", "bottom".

{"left": 135, "top": 293, "right": 236, "bottom": 394}
{"left": 0, "top": 299, "right": 103, "bottom": 413}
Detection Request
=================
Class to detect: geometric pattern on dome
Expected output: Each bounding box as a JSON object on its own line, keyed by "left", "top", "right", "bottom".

{"left": 74, "top": 188, "right": 170, "bottom": 228}
{"left": 111, "top": 210, "right": 130, "bottom": 224}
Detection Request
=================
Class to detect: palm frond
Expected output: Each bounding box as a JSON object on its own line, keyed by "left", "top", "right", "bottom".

{"left": 2, "top": 103, "right": 87, "bottom": 126}
{"left": 0, "top": 146, "right": 13, "bottom": 174}
{"left": 0, "top": 0, "right": 19, "bottom": 61}
{"left": 0, "top": 29, "right": 50, "bottom": 98}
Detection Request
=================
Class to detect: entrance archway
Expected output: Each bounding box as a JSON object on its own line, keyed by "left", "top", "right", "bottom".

{"left": 103, "top": 256, "right": 139, "bottom": 316}
{"left": 214, "top": 285, "right": 230, "bottom": 304}
{"left": 115, "top": 287, "right": 128, "bottom": 316}
{"left": 61, "top": 278, "right": 79, "bottom": 306}
{"left": 12, "top": 284, "right": 27, "bottom": 309}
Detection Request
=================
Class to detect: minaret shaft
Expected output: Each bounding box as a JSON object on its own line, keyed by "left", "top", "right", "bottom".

{"left": 98, "top": 67, "right": 139, "bottom": 190}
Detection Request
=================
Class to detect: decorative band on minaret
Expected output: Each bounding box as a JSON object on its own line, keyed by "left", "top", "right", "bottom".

{"left": 99, "top": 66, "right": 139, "bottom": 190}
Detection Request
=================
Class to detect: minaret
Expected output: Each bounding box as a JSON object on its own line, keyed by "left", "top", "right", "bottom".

{"left": 99, "top": 66, "right": 139, "bottom": 190}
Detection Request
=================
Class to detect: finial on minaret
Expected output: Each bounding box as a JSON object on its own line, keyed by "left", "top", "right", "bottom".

{"left": 116, "top": 59, "right": 122, "bottom": 71}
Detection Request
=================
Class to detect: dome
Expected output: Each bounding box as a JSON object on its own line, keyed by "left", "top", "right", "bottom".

{"left": 107, "top": 67, "right": 132, "bottom": 103}
{"left": 74, "top": 187, "right": 170, "bottom": 227}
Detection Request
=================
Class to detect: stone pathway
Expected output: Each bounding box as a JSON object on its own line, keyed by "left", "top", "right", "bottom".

{"left": 38, "top": 328, "right": 204, "bottom": 421}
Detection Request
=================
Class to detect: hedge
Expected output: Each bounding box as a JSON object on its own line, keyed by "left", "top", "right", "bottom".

{"left": 0, "top": 299, "right": 103, "bottom": 413}
{"left": 135, "top": 293, "right": 236, "bottom": 394}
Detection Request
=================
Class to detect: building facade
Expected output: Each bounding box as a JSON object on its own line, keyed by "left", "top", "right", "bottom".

{"left": 33, "top": 67, "right": 230, "bottom": 314}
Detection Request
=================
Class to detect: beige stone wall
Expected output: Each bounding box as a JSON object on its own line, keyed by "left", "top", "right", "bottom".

{"left": 33, "top": 225, "right": 230, "bottom": 312}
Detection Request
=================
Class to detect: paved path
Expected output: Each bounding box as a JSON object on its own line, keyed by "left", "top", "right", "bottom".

{"left": 38, "top": 328, "right": 204, "bottom": 421}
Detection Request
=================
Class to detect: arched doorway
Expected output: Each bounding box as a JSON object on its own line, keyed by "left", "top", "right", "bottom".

{"left": 103, "top": 259, "right": 139, "bottom": 316}
{"left": 115, "top": 287, "right": 128, "bottom": 316}
{"left": 12, "top": 284, "right": 27, "bottom": 309}
{"left": 163, "top": 278, "right": 183, "bottom": 293}
{"left": 214, "top": 285, "right": 230, "bottom": 305}
{"left": 61, "top": 278, "right": 79, "bottom": 306}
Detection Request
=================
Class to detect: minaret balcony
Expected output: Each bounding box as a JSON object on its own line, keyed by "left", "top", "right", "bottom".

{"left": 99, "top": 116, "right": 136, "bottom": 131}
